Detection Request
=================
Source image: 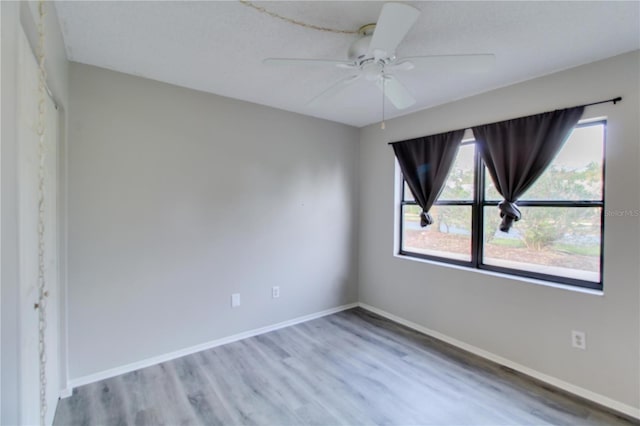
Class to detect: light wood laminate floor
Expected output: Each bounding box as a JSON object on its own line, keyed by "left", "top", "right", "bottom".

{"left": 54, "top": 308, "right": 636, "bottom": 425}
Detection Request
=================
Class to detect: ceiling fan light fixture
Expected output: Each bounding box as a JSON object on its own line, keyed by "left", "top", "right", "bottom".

{"left": 363, "top": 62, "right": 384, "bottom": 81}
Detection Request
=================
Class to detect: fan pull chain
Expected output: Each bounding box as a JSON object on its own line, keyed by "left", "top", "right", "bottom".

{"left": 381, "top": 76, "right": 386, "bottom": 130}
{"left": 36, "top": 1, "right": 49, "bottom": 425}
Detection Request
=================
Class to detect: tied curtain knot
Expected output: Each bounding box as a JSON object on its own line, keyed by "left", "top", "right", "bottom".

{"left": 498, "top": 200, "right": 521, "bottom": 232}
{"left": 420, "top": 210, "right": 434, "bottom": 227}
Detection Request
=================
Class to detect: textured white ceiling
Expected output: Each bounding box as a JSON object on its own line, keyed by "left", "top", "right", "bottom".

{"left": 54, "top": 1, "right": 639, "bottom": 127}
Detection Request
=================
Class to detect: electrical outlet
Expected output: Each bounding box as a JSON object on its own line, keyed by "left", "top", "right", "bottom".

{"left": 272, "top": 286, "right": 280, "bottom": 299}
{"left": 231, "top": 293, "right": 241, "bottom": 308}
{"left": 571, "top": 330, "right": 586, "bottom": 350}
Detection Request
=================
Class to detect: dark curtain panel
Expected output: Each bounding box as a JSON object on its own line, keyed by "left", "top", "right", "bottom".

{"left": 473, "top": 106, "right": 584, "bottom": 232}
{"left": 392, "top": 130, "right": 465, "bottom": 227}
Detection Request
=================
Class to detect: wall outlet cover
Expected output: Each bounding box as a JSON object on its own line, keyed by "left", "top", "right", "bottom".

{"left": 231, "top": 293, "right": 241, "bottom": 308}
{"left": 571, "top": 330, "right": 586, "bottom": 350}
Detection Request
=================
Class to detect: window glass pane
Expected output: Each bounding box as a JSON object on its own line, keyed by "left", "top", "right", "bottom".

{"left": 402, "top": 204, "right": 471, "bottom": 261}
{"left": 484, "top": 166, "right": 501, "bottom": 201}
{"left": 484, "top": 123, "right": 604, "bottom": 201}
{"left": 482, "top": 206, "right": 601, "bottom": 282}
{"left": 439, "top": 143, "right": 475, "bottom": 201}
{"left": 403, "top": 181, "right": 414, "bottom": 202}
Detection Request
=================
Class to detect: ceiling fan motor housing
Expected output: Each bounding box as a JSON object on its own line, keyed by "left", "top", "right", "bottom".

{"left": 348, "top": 23, "right": 379, "bottom": 61}
{"left": 348, "top": 35, "right": 373, "bottom": 61}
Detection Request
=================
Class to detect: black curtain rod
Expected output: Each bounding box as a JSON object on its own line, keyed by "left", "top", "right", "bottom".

{"left": 387, "top": 96, "right": 622, "bottom": 145}
{"left": 581, "top": 96, "right": 622, "bottom": 108}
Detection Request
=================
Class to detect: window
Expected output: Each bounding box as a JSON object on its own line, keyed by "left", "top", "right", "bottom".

{"left": 399, "top": 120, "right": 605, "bottom": 290}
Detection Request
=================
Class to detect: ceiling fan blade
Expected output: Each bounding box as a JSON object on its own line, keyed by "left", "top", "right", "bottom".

{"left": 369, "top": 3, "right": 420, "bottom": 58}
{"left": 376, "top": 75, "right": 416, "bottom": 110}
{"left": 263, "top": 58, "right": 357, "bottom": 69}
{"left": 397, "top": 54, "right": 496, "bottom": 73}
{"left": 307, "top": 74, "right": 361, "bottom": 107}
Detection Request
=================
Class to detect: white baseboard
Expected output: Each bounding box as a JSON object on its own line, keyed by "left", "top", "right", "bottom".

{"left": 68, "top": 302, "right": 358, "bottom": 391}
{"left": 358, "top": 302, "right": 640, "bottom": 421}
{"left": 59, "top": 387, "right": 73, "bottom": 399}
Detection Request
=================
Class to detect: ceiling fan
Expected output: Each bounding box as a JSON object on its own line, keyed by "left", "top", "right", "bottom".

{"left": 263, "top": 3, "right": 495, "bottom": 112}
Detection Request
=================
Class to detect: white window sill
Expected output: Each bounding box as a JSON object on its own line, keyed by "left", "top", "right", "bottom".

{"left": 393, "top": 253, "right": 604, "bottom": 296}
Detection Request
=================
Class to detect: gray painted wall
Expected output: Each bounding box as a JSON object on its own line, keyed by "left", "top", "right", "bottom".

{"left": 358, "top": 51, "right": 640, "bottom": 410}
{"left": 66, "top": 63, "right": 360, "bottom": 380}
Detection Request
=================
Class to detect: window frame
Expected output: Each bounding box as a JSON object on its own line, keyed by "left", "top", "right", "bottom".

{"left": 398, "top": 120, "right": 606, "bottom": 290}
